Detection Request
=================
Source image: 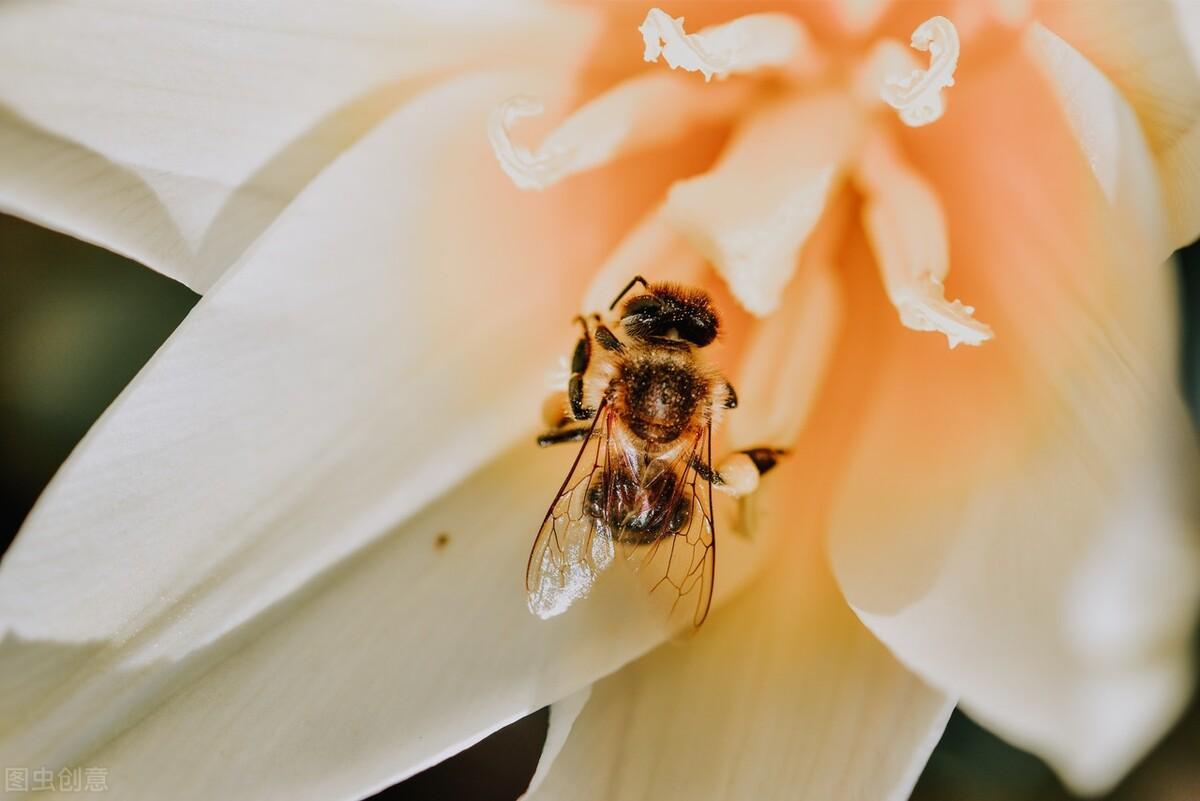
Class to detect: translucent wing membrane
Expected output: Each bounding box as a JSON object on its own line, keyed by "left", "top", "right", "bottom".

{"left": 616, "top": 422, "right": 716, "bottom": 628}
{"left": 527, "top": 405, "right": 717, "bottom": 629}
{"left": 526, "top": 401, "right": 616, "bottom": 619}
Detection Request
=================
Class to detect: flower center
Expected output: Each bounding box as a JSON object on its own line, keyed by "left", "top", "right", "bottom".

{"left": 488, "top": 7, "right": 990, "bottom": 349}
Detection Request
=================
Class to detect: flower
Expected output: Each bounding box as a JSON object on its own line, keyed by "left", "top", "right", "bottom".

{"left": 0, "top": 1, "right": 1198, "bottom": 800}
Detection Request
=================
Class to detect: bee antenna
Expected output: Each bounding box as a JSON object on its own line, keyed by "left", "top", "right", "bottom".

{"left": 608, "top": 275, "right": 650, "bottom": 311}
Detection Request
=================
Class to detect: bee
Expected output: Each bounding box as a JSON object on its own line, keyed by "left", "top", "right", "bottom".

{"left": 527, "top": 276, "right": 783, "bottom": 628}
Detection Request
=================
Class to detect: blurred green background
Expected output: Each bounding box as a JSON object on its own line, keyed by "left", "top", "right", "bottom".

{"left": 1, "top": 212, "right": 1197, "bottom": 800}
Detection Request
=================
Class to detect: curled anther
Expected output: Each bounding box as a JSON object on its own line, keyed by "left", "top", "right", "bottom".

{"left": 488, "top": 74, "right": 753, "bottom": 192}
{"left": 881, "top": 16, "right": 959, "bottom": 127}
{"left": 896, "top": 274, "right": 993, "bottom": 349}
{"left": 487, "top": 94, "right": 571, "bottom": 191}
{"left": 639, "top": 7, "right": 807, "bottom": 82}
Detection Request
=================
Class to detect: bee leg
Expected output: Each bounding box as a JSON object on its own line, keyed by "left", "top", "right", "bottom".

{"left": 696, "top": 447, "right": 787, "bottom": 497}
{"left": 537, "top": 425, "right": 593, "bottom": 448}
{"left": 721, "top": 381, "right": 738, "bottom": 409}
{"left": 568, "top": 316, "right": 594, "bottom": 421}
{"left": 594, "top": 323, "right": 624, "bottom": 354}
{"left": 541, "top": 391, "right": 571, "bottom": 429}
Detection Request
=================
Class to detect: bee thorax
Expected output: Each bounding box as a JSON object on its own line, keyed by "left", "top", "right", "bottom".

{"left": 618, "top": 355, "right": 709, "bottom": 444}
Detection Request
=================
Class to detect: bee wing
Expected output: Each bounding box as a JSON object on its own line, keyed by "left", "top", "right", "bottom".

{"left": 618, "top": 420, "right": 716, "bottom": 629}
{"left": 526, "top": 400, "right": 618, "bottom": 619}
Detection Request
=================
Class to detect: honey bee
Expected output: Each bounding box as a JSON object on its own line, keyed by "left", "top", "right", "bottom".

{"left": 528, "top": 276, "right": 783, "bottom": 628}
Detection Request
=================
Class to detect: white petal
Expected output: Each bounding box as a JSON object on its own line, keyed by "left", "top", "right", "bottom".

{"left": 0, "top": 445, "right": 675, "bottom": 800}
{"left": 1037, "top": 0, "right": 1200, "bottom": 249}
{"left": 833, "top": 398, "right": 1200, "bottom": 794}
{"left": 0, "top": 69, "right": 733, "bottom": 798}
{"left": 526, "top": 533, "right": 954, "bottom": 801}
{"left": 520, "top": 687, "right": 591, "bottom": 800}
{"left": 828, "top": 46, "right": 1200, "bottom": 794}
{"left": 664, "top": 91, "right": 863, "bottom": 316}
{"left": 0, "top": 0, "right": 597, "bottom": 290}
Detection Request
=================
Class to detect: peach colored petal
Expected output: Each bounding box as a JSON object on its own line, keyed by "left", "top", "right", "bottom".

{"left": 853, "top": 38, "right": 921, "bottom": 107}
{"left": 982, "top": 0, "right": 1032, "bottom": 26}
{"left": 1023, "top": 23, "right": 1170, "bottom": 258}
{"left": 827, "top": 47, "right": 1200, "bottom": 793}
{"left": 489, "top": 71, "right": 747, "bottom": 191}
{"left": 0, "top": 1, "right": 598, "bottom": 290}
{"left": 833, "top": 0, "right": 892, "bottom": 34}
{"left": 664, "top": 91, "right": 864, "bottom": 315}
{"left": 1037, "top": 0, "right": 1200, "bottom": 249}
{"left": 0, "top": 70, "right": 731, "bottom": 799}
{"left": 727, "top": 193, "right": 848, "bottom": 450}
{"left": 581, "top": 210, "right": 711, "bottom": 314}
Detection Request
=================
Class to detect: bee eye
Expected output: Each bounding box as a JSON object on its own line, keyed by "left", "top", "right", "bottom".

{"left": 679, "top": 319, "right": 717, "bottom": 347}
{"left": 622, "top": 295, "right": 662, "bottom": 317}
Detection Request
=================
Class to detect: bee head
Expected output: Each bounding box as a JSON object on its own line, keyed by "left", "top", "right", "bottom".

{"left": 619, "top": 283, "right": 719, "bottom": 347}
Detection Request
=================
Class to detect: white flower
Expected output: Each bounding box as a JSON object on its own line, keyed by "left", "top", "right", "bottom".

{"left": 0, "top": 2, "right": 1198, "bottom": 800}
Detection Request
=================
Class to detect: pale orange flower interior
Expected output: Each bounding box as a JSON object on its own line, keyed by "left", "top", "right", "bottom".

{"left": 499, "top": 0, "right": 1157, "bottom": 581}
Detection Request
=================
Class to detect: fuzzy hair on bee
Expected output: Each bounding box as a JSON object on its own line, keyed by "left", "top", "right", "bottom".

{"left": 528, "top": 276, "right": 780, "bottom": 629}
{"left": 618, "top": 281, "right": 722, "bottom": 348}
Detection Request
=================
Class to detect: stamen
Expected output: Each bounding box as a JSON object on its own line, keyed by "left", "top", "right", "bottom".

{"left": 881, "top": 16, "right": 959, "bottom": 127}
{"left": 488, "top": 74, "right": 747, "bottom": 191}
{"left": 638, "top": 8, "right": 813, "bottom": 82}
{"left": 834, "top": 0, "right": 891, "bottom": 32}
{"left": 853, "top": 39, "right": 920, "bottom": 107}
{"left": 854, "top": 133, "right": 992, "bottom": 348}
{"left": 727, "top": 195, "right": 846, "bottom": 451}
{"left": 488, "top": 94, "right": 560, "bottom": 191}
{"left": 891, "top": 275, "right": 992, "bottom": 349}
